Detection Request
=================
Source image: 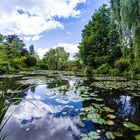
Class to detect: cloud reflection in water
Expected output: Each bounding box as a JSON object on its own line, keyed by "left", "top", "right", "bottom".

{"left": 2, "top": 100, "right": 81, "bottom": 140}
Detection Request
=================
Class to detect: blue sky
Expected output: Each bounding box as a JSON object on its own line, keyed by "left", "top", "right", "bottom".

{"left": 0, "top": 0, "right": 108, "bottom": 58}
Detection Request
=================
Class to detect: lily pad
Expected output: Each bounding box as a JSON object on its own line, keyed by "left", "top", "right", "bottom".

{"left": 105, "top": 131, "right": 116, "bottom": 139}
{"left": 82, "top": 131, "right": 100, "bottom": 140}
{"left": 106, "top": 120, "right": 114, "bottom": 125}
{"left": 105, "top": 131, "right": 123, "bottom": 139}
{"left": 88, "top": 113, "right": 106, "bottom": 124}
{"left": 103, "top": 107, "right": 114, "bottom": 113}
{"left": 135, "top": 134, "right": 140, "bottom": 140}
{"left": 123, "top": 122, "right": 140, "bottom": 131}
{"left": 107, "top": 114, "right": 116, "bottom": 119}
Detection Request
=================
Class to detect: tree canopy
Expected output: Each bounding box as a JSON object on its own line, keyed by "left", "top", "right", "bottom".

{"left": 43, "top": 47, "right": 69, "bottom": 70}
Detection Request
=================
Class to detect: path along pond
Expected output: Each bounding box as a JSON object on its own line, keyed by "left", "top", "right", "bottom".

{"left": 0, "top": 74, "right": 140, "bottom": 140}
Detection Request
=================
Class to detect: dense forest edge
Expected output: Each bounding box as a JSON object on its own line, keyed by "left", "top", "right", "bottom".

{"left": 0, "top": 2, "right": 139, "bottom": 78}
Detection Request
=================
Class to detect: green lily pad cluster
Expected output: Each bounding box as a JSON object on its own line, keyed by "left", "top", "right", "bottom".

{"left": 105, "top": 131, "right": 123, "bottom": 139}
{"left": 82, "top": 131, "right": 100, "bottom": 140}
{"left": 82, "top": 104, "right": 115, "bottom": 125}
{"left": 123, "top": 122, "right": 140, "bottom": 131}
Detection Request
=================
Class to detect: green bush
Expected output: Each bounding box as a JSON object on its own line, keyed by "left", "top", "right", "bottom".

{"left": 0, "top": 62, "right": 12, "bottom": 74}
{"left": 64, "top": 61, "right": 80, "bottom": 71}
{"left": 96, "top": 63, "right": 111, "bottom": 74}
{"left": 25, "top": 55, "right": 37, "bottom": 67}
{"left": 81, "top": 66, "right": 93, "bottom": 75}
{"left": 131, "top": 64, "right": 140, "bottom": 74}
{"left": 110, "top": 68, "right": 120, "bottom": 76}
{"left": 36, "top": 61, "right": 48, "bottom": 70}
{"left": 11, "top": 57, "right": 27, "bottom": 70}
{"left": 114, "top": 59, "right": 129, "bottom": 72}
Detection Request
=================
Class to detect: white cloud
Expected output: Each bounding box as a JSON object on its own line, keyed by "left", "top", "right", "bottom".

{"left": 24, "top": 36, "right": 32, "bottom": 41}
{"left": 24, "top": 35, "right": 43, "bottom": 41}
{"left": 36, "top": 48, "right": 50, "bottom": 59}
{"left": 66, "top": 32, "right": 72, "bottom": 36}
{"left": 32, "top": 35, "right": 43, "bottom": 41}
{"left": 0, "top": 0, "right": 87, "bottom": 38}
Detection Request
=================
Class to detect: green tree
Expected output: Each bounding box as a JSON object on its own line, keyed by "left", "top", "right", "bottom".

{"left": 79, "top": 5, "right": 121, "bottom": 68}
{"left": 43, "top": 47, "right": 69, "bottom": 70}
{"left": 111, "top": 0, "right": 140, "bottom": 65}
{"left": 29, "top": 44, "right": 35, "bottom": 55}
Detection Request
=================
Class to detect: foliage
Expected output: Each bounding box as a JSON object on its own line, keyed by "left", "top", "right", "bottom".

{"left": 43, "top": 47, "right": 69, "bottom": 70}
{"left": 0, "top": 34, "right": 38, "bottom": 73}
{"left": 111, "top": 0, "right": 140, "bottom": 65}
{"left": 64, "top": 60, "right": 81, "bottom": 71}
{"left": 0, "top": 62, "right": 12, "bottom": 74}
{"left": 114, "top": 59, "right": 129, "bottom": 72}
{"left": 95, "top": 63, "right": 111, "bottom": 74}
{"left": 25, "top": 55, "right": 37, "bottom": 67}
{"left": 36, "top": 61, "right": 48, "bottom": 70}
{"left": 123, "top": 122, "right": 140, "bottom": 131}
{"left": 79, "top": 5, "right": 121, "bottom": 69}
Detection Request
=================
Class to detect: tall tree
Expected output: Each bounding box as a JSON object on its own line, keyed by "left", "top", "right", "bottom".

{"left": 79, "top": 5, "right": 121, "bottom": 68}
{"left": 111, "top": 0, "right": 140, "bottom": 64}
{"left": 43, "top": 47, "right": 69, "bottom": 70}
{"left": 29, "top": 44, "right": 35, "bottom": 55}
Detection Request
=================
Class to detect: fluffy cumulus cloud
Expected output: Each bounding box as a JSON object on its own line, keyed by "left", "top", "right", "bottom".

{"left": 0, "top": 0, "right": 87, "bottom": 38}
{"left": 36, "top": 48, "right": 50, "bottom": 59}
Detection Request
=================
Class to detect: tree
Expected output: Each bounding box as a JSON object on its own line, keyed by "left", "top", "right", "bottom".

{"left": 43, "top": 47, "right": 69, "bottom": 70}
{"left": 111, "top": 0, "right": 140, "bottom": 65}
{"left": 79, "top": 5, "right": 121, "bottom": 68}
{"left": 29, "top": 44, "right": 35, "bottom": 55}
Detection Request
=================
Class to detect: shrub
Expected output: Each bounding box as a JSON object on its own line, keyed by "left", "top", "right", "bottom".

{"left": 64, "top": 61, "right": 80, "bottom": 71}
{"left": 25, "top": 55, "right": 37, "bottom": 67}
{"left": 114, "top": 59, "right": 129, "bottom": 72}
{"left": 36, "top": 61, "right": 48, "bottom": 70}
{"left": 96, "top": 63, "right": 111, "bottom": 74}
{"left": 0, "top": 62, "right": 12, "bottom": 74}
{"left": 11, "top": 57, "right": 27, "bottom": 70}
{"left": 131, "top": 64, "right": 140, "bottom": 74}
{"left": 110, "top": 68, "right": 120, "bottom": 76}
{"left": 81, "top": 66, "right": 93, "bottom": 75}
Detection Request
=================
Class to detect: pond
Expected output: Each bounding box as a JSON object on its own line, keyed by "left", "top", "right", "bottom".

{"left": 0, "top": 74, "right": 140, "bottom": 140}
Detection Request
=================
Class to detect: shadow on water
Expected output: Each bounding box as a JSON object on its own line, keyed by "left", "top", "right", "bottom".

{"left": 0, "top": 75, "right": 140, "bottom": 140}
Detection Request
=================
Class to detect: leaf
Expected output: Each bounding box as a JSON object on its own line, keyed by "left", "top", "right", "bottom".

{"left": 105, "top": 132, "right": 116, "bottom": 139}
{"left": 88, "top": 131, "right": 100, "bottom": 139}
{"left": 105, "top": 131, "right": 123, "bottom": 139}
{"left": 123, "top": 122, "right": 140, "bottom": 131}
{"left": 135, "top": 134, "right": 140, "bottom": 140}
{"left": 107, "top": 114, "right": 116, "bottom": 119}
{"left": 106, "top": 120, "right": 114, "bottom": 125}
{"left": 103, "top": 107, "right": 114, "bottom": 113}
{"left": 82, "top": 131, "right": 100, "bottom": 140}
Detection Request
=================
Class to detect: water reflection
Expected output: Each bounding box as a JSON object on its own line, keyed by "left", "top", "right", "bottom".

{"left": 0, "top": 76, "right": 140, "bottom": 140}
{"left": 2, "top": 100, "right": 82, "bottom": 140}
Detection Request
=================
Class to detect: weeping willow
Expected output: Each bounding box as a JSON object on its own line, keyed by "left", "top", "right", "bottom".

{"left": 111, "top": 0, "right": 140, "bottom": 65}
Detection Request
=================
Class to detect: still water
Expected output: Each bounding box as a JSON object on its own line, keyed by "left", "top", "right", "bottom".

{"left": 0, "top": 75, "right": 140, "bottom": 140}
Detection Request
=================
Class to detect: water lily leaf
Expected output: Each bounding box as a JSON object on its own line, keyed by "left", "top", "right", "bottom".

{"left": 92, "top": 98, "right": 103, "bottom": 102}
{"left": 107, "top": 114, "right": 116, "bottom": 119}
{"left": 105, "top": 132, "right": 116, "bottom": 139}
{"left": 135, "top": 134, "right": 140, "bottom": 140}
{"left": 123, "top": 122, "right": 140, "bottom": 131}
{"left": 88, "top": 131, "right": 100, "bottom": 139}
{"left": 103, "top": 107, "right": 114, "bottom": 113}
{"left": 89, "top": 113, "right": 106, "bottom": 124}
{"left": 106, "top": 120, "right": 114, "bottom": 125}
{"left": 82, "top": 131, "right": 100, "bottom": 140}
{"left": 113, "top": 132, "right": 123, "bottom": 137}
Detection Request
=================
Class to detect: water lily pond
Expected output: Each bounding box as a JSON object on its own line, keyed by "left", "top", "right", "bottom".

{"left": 0, "top": 74, "right": 140, "bottom": 140}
